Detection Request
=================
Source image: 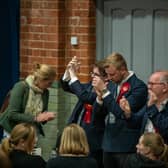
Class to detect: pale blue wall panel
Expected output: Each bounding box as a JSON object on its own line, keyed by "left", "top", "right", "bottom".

{"left": 132, "top": 10, "right": 153, "bottom": 82}
{"left": 153, "top": 10, "right": 168, "bottom": 71}
{"left": 111, "top": 9, "right": 131, "bottom": 68}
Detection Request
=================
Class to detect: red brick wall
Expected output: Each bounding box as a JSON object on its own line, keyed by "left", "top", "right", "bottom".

{"left": 20, "top": 0, "right": 96, "bottom": 82}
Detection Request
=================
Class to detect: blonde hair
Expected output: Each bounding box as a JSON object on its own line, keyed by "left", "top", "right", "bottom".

{"left": 33, "top": 64, "right": 56, "bottom": 81}
{"left": 1, "top": 123, "right": 36, "bottom": 155}
{"left": 0, "top": 147, "right": 11, "bottom": 168}
{"left": 59, "top": 124, "right": 89, "bottom": 156}
{"left": 104, "top": 52, "right": 127, "bottom": 70}
{"left": 142, "top": 133, "right": 168, "bottom": 164}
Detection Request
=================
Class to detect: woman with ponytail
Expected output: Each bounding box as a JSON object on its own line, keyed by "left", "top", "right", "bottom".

{"left": 1, "top": 123, "right": 46, "bottom": 168}
{"left": 0, "top": 147, "right": 11, "bottom": 168}
{"left": 124, "top": 132, "right": 168, "bottom": 168}
{"left": 0, "top": 64, "right": 56, "bottom": 139}
{"left": 0, "top": 64, "right": 56, "bottom": 157}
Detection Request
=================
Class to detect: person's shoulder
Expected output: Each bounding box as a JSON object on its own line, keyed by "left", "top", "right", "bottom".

{"left": 83, "top": 157, "right": 98, "bottom": 168}
{"left": 27, "top": 155, "right": 46, "bottom": 166}
{"left": 13, "top": 80, "right": 28, "bottom": 89}
{"left": 86, "top": 156, "right": 97, "bottom": 163}
{"left": 129, "top": 74, "right": 147, "bottom": 87}
{"left": 46, "top": 156, "right": 62, "bottom": 167}
{"left": 126, "top": 153, "right": 166, "bottom": 168}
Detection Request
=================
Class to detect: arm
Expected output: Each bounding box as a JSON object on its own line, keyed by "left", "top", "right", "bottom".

{"left": 147, "top": 104, "right": 168, "bottom": 136}
{"left": 8, "top": 82, "right": 53, "bottom": 124}
{"left": 92, "top": 100, "right": 107, "bottom": 126}
{"left": 8, "top": 81, "right": 35, "bottom": 123}
{"left": 119, "top": 96, "right": 146, "bottom": 129}
{"left": 70, "top": 81, "right": 97, "bottom": 104}
{"left": 103, "top": 78, "right": 148, "bottom": 118}
{"left": 60, "top": 56, "right": 80, "bottom": 94}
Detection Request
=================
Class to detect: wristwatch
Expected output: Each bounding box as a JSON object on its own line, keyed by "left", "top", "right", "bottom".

{"left": 101, "top": 88, "right": 109, "bottom": 95}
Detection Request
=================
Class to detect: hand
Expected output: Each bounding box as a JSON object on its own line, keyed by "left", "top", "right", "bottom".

{"left": 67, "top": 56, "right": 80, "bottom": 72}
{"left": 35, "top": 112, "right": 56, "bottom": 122}
{"left": 35, "top": 113, "right": 47, "bottom": 122}
{"left": 119, "top": 96, "right": 131, "bottom": 118}
{"left": 69, "top": 66, "right": 77, "bottom": 79}
{"left": 147, "top": 90, "right": 158, "bottom": 107}
{"left": 44, "top": 112, "right": 56, "bottom": 121}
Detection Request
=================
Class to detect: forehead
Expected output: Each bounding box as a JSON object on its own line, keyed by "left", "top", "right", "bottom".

{"left": 149, "top": 73, "right": 161, "bottom": 81}
{"left": 105, "top": 64, "right": 118, "bottom": 72}
{"left": 139, "top": 136, "right": 144, "bottom": 143}
{"left": 93, "top": 67, "right": 100, "bottom": 72}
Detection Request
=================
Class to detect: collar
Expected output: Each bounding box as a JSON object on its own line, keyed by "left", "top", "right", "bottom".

{"left": 159, "top": 98, "right": 168, "bottom": 112}
{"left": 119, "top": 71, "right": 134, "bottom": 86}
{"left": 25, "top": 75, "right": 43, "bottom": 94}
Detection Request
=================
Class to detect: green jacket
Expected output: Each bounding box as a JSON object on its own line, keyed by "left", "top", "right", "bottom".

{"left": 0, "top": 81, "right": 49, "bottom": 135}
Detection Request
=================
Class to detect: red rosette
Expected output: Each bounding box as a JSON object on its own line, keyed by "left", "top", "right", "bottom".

{"left": 117, "top": 82, "right": 130, "bottom": 103}
{"left": 83, "top": 104, "right": 93, "bottom": 124}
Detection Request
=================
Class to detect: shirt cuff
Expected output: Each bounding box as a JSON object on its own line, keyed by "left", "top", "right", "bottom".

{"left": 62, "top": 70, "right": 70, "bottom": 81}
{"left": 69, "top": 77, "right": 78, "bottom": 85}
{"left": 96, "top": 97, "right": 103, "bottom": 105}
{"left": 102, "top": 90, "right": 110, "bottom": 99}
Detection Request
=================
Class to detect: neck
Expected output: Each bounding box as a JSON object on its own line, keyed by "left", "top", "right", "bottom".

{"left": 14, "top": 146, "right": 27, "bottom": 153}
{"left": 156, "top": 95, "right": 168, "bottom": 106}
{"left": 147, "top": 154, "right": 158, "bottom": 161}
{"left": 122, "top": 71, "right": 130, "bottom": 82}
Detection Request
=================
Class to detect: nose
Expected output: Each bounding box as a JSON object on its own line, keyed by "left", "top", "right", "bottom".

{"left": 147, "top": 84, "right": 152, "bottom": 90}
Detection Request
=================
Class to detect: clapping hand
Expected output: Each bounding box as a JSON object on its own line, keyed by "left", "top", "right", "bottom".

{"left": 147, "top": 90, "right": 158, "bottom": 107}
{"left": 36, "top": 112, "right": 56, "bottom": 122}
{"left": 67, "top": 56, "right": 81, "bottom": 78}
{"left": 119, "top": 96, "right": 131, "bottom": 118}
{"left": 44, "top": 112, "right": 56, "bottom": 121}
{"left": 67, "top": 56, "right": 80, "bottom": 72}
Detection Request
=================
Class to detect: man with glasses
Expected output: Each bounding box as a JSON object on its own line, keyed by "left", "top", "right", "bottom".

{"left": 59, "top": 56, "right": 108, "bottom": 168}
{"left": 120, "top": 70, "right": 168, "bottom": 144}
{"left": 92, "top": 52, "right": 148, "bottom": 168}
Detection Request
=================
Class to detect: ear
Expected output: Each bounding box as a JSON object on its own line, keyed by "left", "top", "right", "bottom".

{"left": 19, "top": 139, "right": 25, "bottom": 146}
{"left": 162, "top": 83, "right": 168, "bottom": 92}
{"left": 144, "top": 146, "right": 151, "bottom": 156}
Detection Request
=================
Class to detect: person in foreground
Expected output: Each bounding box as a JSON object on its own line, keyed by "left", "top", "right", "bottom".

{"left": 0, "top": 147, "right": 11, "bottom": 168}
{"left": 0, "top": 64, "right": 56, "bottom": 141}
{"left": 124, "top": 132, "right": 168, "bottom": 168}
{"left": 47, "top": 124, "right": 98, "bottom": 168}
{"left": 0, "top": 123, "right": 46, "bottom": 168}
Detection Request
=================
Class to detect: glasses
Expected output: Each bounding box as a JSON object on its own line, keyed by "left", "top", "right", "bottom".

{"left": 147, "top": 82, "right": 165, "bottom": 86}
{"left": 90, "top": 72, "right": 101, "bottom": 77}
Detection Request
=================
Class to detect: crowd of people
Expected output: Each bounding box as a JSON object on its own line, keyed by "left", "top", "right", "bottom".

{"left": 0, "top": 52, "right": 168, "bottom": 168}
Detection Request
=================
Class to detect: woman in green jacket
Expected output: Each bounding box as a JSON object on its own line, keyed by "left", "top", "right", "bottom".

{"left": 0, "top": 64, "right": 56, "bottom": 140}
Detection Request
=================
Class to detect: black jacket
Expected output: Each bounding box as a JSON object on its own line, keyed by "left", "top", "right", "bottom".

{"left": 124, "top": 153, "right": 166, "bottom": 168}
{"left": 9, "top": 150, "right": 46, "bottom": 168}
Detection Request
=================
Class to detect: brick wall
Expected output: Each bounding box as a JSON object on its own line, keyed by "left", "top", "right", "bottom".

{"left": 20, "top": 0, "right": 96, "bottom": 82}
{"left": 20, "top": 0, "right": 96, "bottom": 160}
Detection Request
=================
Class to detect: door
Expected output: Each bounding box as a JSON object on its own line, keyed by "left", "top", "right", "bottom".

{"left": 0, "top": 0, "right": 20, "bottom": 106}
{"left": 96, "top": 0, "right": 168, "bottom": 82}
